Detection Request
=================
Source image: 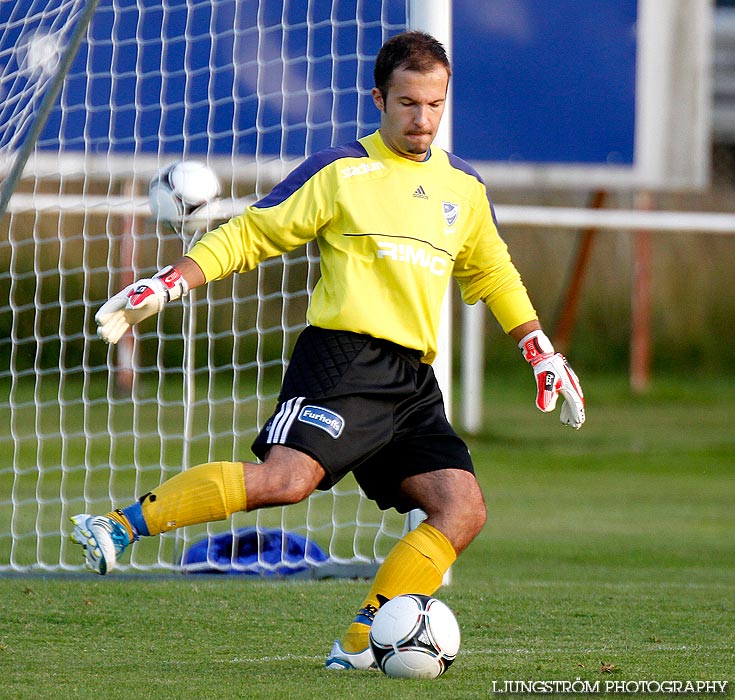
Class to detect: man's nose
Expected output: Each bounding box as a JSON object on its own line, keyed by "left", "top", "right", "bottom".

{"left": 414, "top": 105, "right": 430, "bottom": 127}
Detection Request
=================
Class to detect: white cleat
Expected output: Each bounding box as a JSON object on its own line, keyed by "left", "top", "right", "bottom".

{"left": 325, "top": 640, "right": 376, "bottom": 670}
{"left": 69, "top": 514, "right": 131, "bottom": 575}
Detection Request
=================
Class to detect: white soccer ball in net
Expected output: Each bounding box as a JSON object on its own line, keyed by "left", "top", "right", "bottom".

{"left": 149, "top": 160, "right": 221, "bottom": 237}
{"left": 369, "top": 594, "right": 461, "bottom": 679}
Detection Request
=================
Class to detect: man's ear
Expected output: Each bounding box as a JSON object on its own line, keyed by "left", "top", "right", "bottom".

{"left": 371, "top": 87, "right": 385, "bottom": 112}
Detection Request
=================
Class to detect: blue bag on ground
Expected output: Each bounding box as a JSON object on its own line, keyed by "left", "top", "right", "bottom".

{"left": 180, "top": 527, "right": 329, "bottom": 576}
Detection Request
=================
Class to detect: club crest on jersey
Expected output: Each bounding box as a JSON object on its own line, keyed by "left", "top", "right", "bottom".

{"left": 298, "top": 405, "right": 345, "bottom": 438}
{"left": 442, "top": 201, "right": 459, "bottom": 228}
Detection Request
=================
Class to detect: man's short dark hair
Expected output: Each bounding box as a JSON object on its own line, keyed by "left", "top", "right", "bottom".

{"left": 374, "top": 31, "right": 451, "bottom": 97}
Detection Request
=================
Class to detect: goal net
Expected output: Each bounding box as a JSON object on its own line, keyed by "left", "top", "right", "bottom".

{"left": 0, "top": 0, "right": 88, "bottom": 175}
{"left": 0, "top": 0, "right": 413, "bottom": 575}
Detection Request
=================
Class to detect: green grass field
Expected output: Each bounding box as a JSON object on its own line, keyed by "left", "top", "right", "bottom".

{"left": 1, "top": 372, "right": 733, "bottom": 700}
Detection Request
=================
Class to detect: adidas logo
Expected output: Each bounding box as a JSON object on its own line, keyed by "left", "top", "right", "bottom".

{"left": 412, "top": 185, "right": 428, "bottom": 199}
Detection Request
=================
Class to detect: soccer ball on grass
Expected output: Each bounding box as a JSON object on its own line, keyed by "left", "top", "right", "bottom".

{"left": 149, "top": 160, "right": 221, "bottom": 237}
{"left": 369, "top": 594, "right": 460, "bottom": 679}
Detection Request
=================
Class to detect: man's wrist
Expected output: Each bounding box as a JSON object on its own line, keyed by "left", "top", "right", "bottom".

{"left": 519, "top": 329, "right": 555, "bottom": 364}
{"left": 153, "top": 265, "right": 189, "bottom": 301}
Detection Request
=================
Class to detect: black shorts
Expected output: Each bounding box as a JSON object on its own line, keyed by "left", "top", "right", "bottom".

{"left": 251, "top": 326, "right": 474, "bottom": 512}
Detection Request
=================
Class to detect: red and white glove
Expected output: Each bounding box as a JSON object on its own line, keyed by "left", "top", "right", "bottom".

{"left": 95, "top": 265, "right": 188, "bottom": 345}
{"left": 519, "top": 330, "right": 585, "bottom": 429}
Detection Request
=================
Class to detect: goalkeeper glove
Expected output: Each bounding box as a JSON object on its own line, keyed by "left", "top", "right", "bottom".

{"left": 519, "top": 330, "right": 586, "bottom": 429}
{"left": 95, "top": 265, "right": 188, "bottom": 344}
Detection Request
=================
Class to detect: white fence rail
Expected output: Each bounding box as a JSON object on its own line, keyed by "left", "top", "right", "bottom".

{"left": 7, "top": 193, "right": 735, "bottom": 234}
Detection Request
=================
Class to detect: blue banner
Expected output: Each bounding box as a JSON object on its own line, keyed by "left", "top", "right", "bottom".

{"left": 2, "top": 0, "right": 636, "bottom": 165}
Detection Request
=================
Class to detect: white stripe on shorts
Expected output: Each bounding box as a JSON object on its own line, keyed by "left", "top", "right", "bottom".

{"left": 268, "top": 396, "right": 304, "bottom": 444}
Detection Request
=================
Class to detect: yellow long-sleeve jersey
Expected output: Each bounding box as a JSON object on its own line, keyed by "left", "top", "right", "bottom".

{"left": 186, "top": 130, "right": 537, "bottom": 363}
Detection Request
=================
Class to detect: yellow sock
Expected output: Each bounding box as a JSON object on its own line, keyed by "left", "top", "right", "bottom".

{"left": 135, "top": 461, "right": 247, "bottom": 536}
{"left": 340, "top": 522, "right": 457, "bottom": 652}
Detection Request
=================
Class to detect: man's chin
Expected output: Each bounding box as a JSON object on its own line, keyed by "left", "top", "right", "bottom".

{"left": 403, "top": 138, "right": 432, "bottom": 157}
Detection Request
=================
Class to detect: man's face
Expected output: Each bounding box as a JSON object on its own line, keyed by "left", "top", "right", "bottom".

{"left": 372, "top": 65, "right": 449, "bottom": 161}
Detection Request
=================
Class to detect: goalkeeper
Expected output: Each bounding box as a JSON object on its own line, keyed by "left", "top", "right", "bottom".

{"left": 71, "top": 30, "right": 585, "bottom": 670}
